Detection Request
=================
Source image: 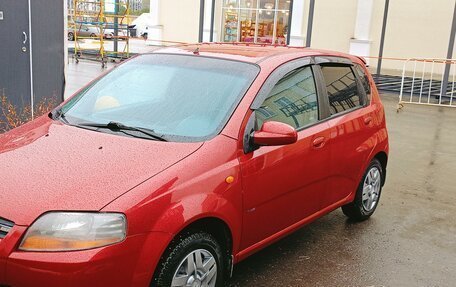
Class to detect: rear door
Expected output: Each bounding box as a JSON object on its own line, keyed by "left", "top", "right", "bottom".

{"left": 239, "top": 59, "right": 332, "bottom": 249}
{"left": 315, "top": 58, "right": 375, "bottom": 208}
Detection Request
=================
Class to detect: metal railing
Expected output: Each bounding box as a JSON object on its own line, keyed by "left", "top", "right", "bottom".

{"left": 398, "top": 58, "right": 456, "bottom": 111}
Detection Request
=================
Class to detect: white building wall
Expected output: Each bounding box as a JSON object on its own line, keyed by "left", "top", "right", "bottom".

{"left": 148, "top": 0, "right": 456, "bottom": 73}
{"left": 289, "top": 0, "right": 305, "bottom": 46}
{"left": 147, "top": 0, "right": 200, "bottom": 45}
{"left": 369, "top": 0, "right": 455, "bottom": 72}
{"left": 309, "top": 0, "right": 357, "bottom": 52}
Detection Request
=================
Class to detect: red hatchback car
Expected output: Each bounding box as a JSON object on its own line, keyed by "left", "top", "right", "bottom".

{"left": 0, "top": 44, "right": 388, "bottom": 287}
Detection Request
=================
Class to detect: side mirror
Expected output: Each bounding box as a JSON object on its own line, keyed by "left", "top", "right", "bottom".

{"left": 253, "top": 121, "right": 297, "bottom": 146}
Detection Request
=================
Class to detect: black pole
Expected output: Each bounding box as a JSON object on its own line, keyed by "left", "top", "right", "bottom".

{"left": 199, "top": 0, "right": 205, "bottom": 42}
{"left": 210, "top": 0, "right": 215, "bottom": 42}
{"left": 441, "top": 1, "right": 456, "bottom": 98}
{"left": 306, "top": 0, "right": 315, "bottom": 47}
{"left": 377, "top": 0, "right": 389, "bottom": 77}
{"left": 286, "top": 0, "right": 294, "bottom": 45}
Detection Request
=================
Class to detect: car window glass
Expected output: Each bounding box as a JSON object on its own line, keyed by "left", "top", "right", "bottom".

{"left": 255, "top": 66, "right": 318, "bottom": 130}
{"left": 62, "top": 54, "right": 259, "bottom": 142}
{"left": 320, "top": 65, "right": 361, "bottom": 115}
{"left": 354, "top": 64, "right": 371, "bottom": 102}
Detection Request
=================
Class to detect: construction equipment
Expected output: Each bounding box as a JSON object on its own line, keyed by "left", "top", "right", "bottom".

{"left": 71, "top": 0, "right": 131, "bottom": 68}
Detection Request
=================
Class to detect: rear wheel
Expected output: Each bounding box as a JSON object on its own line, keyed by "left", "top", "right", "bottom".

{"left": 342, "top": 159, "right": 383, "bottom": 221}
{"left": 152, "top": 232, "right": 225, "bottom": 287}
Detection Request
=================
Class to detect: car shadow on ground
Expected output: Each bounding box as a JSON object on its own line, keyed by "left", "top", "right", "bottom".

{"left": 229, "top": 211, "right": 375, "bottom": 286}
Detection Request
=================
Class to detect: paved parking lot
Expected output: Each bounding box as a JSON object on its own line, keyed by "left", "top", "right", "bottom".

{"left": 230, "top": 97, "right": 456, "bottom": 287}
{"left": 67, "top": 60, "right": 456, "bottom": 286}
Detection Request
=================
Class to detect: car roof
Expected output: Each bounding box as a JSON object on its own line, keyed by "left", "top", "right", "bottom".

{"left": 152, "top": 42, "right": 363, "bottom": 66}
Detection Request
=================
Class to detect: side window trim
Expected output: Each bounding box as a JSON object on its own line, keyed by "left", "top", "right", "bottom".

{"left": 314, "top": 56, "right": 353, "bottom": 65}
{"left": 351, "top": 66, "right": 368, "bottom": 107}
{"left": 353, "top": 64, "right": 371, "bottom": 106}
{"left": 312, "top": 65, "right": 331, "bottom": 120}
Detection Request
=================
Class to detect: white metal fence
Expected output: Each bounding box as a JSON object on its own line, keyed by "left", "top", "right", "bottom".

{"left": 398, "top": 58, "right": 456, "bottom": 111}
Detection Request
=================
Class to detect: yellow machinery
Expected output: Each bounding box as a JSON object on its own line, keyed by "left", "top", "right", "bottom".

{"left": 71, "top": 0, "right": 131, "bottom": 68}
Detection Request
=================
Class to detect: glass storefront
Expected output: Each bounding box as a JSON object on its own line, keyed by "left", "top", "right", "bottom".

{"left": 222, "top": 0, "right": 291, "bottom": 44}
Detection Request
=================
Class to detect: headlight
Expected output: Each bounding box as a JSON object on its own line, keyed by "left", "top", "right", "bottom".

{"left": 19, "top": 212, "right": 126, "bottom": 252}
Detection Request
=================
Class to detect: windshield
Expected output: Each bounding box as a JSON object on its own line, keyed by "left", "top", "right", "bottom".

{"left": 61, "top": 54, "right": 259, "bottom": 142}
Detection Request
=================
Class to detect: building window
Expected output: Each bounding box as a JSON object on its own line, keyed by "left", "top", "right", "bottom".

{"left": 222, "top": 0, "right": 291, "bottom": 44}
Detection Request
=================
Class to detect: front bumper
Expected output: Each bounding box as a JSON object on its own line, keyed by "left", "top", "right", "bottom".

{"left": 0, "top": 226, "right": 172, "bottom": 287}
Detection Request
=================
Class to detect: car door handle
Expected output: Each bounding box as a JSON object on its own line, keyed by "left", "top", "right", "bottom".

{"left": 364, "top": 116, "right": 373, "bottom": 125}
{"left": 312, "top": 137, "right": 326, "bottom": 149}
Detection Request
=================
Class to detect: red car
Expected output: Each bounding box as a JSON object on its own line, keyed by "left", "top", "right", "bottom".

{"left": 0, "top": 43, "right": 388, "bottom": 287}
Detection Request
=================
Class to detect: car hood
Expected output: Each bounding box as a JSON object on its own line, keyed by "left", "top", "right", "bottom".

{"left": 0, "top": 117, "right": 203, "bottom": 225}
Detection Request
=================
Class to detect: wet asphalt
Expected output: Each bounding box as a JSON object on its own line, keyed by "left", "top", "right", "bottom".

{"left": 229, "top": 95, "right": 456, "bottom": 287}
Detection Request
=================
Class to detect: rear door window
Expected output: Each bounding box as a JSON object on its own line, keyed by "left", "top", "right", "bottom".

{"left": 320, "top": 65, "right": 362, "bottom": 116}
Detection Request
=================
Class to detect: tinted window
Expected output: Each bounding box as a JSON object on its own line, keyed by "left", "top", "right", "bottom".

{"left": 255, "top": 66, "right": 318, "bottom": 129}
{"left": 320, "top": 65, "right": 361, "bottom": 115}
{"left": 61, "top": 54, "right": 259, "bottom": 142}
{"left": 354, "top": 64, "right": 371, "bottom": 101}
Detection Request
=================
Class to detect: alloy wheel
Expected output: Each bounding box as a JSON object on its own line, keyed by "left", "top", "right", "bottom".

{"left": 362, "top": 166, "right": 381, "bottom": 212}
{"left": 172, "top": 249, "right": 217, "bottom": 287}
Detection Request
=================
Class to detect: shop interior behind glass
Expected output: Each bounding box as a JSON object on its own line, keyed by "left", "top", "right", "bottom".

{"left": 222, "top": 0, "right": 291, "bottom": 44}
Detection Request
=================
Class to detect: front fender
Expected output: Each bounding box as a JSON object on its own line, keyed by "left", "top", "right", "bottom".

{"left": 103, "top": 135, "right": 243, "bottom": 257}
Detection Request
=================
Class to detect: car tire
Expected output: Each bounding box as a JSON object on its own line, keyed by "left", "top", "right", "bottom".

{"left": 68, "top": 32, "right": 74, "bottom": 41}
{"left": 152, "top": 231, "right": 226, "bottom": 287}
{"left": 90, "top": 33, "right": 97, "bottom": 38}
{"left": 342, "top": 158, "right": 383, "bottom": 221}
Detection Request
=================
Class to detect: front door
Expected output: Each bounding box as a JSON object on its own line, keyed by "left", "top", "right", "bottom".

{"left": 239, "top": 64, "right": 331, "bottom": 249}
{"left": 0, "top": 0, "right": 32, "bottom": 115}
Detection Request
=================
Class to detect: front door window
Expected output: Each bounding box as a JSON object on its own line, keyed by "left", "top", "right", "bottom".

{"left": 255, "top": 66, "right": 319, "bottom": 129}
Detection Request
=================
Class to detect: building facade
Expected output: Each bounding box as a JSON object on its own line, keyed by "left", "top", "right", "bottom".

{"left": 146, "top": 0, "right": 456, "bottom": 73}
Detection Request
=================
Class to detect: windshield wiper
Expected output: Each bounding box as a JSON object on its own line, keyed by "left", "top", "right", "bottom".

{"left": 76, "top": 121, "right": 167, "bottom": 142}
{"left": 49, "top": 108, "right": 70, "bottom": 124}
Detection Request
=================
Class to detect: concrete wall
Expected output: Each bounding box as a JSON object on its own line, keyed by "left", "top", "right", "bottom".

{"left": 159, "top": 0, "right": 200, "bottom": 43}
{"left": 369, "top": 0, "right": 455, "bottom": 73}
{"left": 310, "top": 0, "right": 357, "bottom": 52}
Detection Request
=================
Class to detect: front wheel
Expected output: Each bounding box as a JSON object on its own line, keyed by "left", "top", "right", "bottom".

{"left": 152, "top": 232, "right": 225, "bottom": 287}
{"left": 342, "top": 159, "right": 383, "bottom": 221}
